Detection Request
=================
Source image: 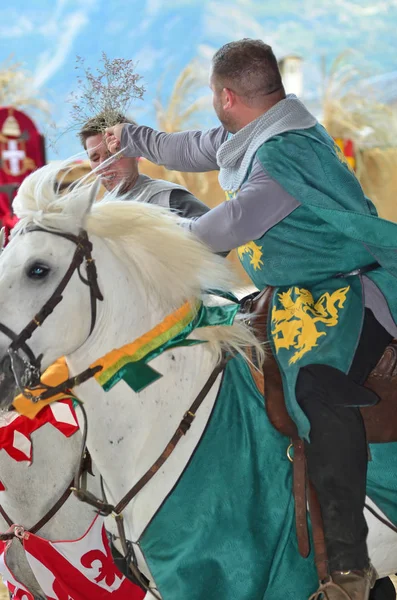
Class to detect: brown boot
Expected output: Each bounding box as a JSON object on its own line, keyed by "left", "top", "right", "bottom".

{"left": 309, "top": 565, "right": 377, "bottom": 600}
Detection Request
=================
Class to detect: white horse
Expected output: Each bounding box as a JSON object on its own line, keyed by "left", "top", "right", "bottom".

{"left": 0, "top": 400, "right": 147, "bottom": 600}
{"left": 0, "top": 164, "right": 396, "bottom": 599}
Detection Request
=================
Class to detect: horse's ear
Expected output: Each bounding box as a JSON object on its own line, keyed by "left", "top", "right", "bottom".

{"left": 78, "top": 178, "right": 101, "bottom": 224}
{"left": 86, "top": 178, "right": 101, "bottom": 215}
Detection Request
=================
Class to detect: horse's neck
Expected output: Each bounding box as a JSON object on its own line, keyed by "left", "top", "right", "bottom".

{"left": 0, "top": 425, "right": 99, "bottom": 540}
{"left": 73, "top": 345, "right": 221, "bottom": 542}
{"left": 67, "top": 243, "right": 222, "bottom": 540}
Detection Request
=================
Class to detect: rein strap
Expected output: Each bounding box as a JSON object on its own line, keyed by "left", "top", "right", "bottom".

{"left": 0, "top": 450, "right": 93, "bottom": 541}
{"left": 73, "top": 357, "right": 228, "bottom": 516}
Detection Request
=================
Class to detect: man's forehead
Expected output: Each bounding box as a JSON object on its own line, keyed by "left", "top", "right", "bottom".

{"left": 86, "top": 134, "right": 106, "bottom": 155}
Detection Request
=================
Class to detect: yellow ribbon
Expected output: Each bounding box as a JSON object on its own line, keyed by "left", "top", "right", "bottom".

{"left": 13, "top": 357, "right": 71, "bottom": 419}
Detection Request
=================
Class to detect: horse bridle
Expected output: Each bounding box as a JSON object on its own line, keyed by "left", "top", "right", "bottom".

{"left": 0, "top": 226, "right": 104, "bottom": 402}
{"left": 0, "top": 449, "right": 93, "bottom": 542}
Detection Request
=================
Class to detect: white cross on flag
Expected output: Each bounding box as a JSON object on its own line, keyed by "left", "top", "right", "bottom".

{"left": 1, "top": 139, "right": 26, "bottom": 176}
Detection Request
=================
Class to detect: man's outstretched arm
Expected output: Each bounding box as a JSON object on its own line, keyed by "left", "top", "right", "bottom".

{"left": 106, "top": 124, "right": 228, "bottom": 172}
{"left": 185, "top": 159, "right": 300, "bottom": 253}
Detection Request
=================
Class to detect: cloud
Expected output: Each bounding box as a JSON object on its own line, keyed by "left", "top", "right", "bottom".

{"left": 198, "top": 44, "right": 216, "bottom": 62}
{"left": 146, "top": 0, "right": 163, "bottom": 17}
{"left": 332, "top": 0, "right": 392, "bottom": 15}
{"left": 34, "top": 11, "right": 88, "bottom": 88}
{"left": 105, "top": 20, "right": 126, "bottom": 35}
{"left": 133, "top": 46, "right": 166, "bottom": 74}
{"left": 202, "top": 4, "right": 275, "bottom": 45}
{"left": 0, "top": 15, "right": 34, "bottom": 38}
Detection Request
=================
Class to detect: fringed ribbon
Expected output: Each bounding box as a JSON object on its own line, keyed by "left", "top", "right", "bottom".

{"left": 91, "top": 300, "right": 238, "bottom": 393}
{"left": 13, "top": 298, "right": 239, "bottom": 417}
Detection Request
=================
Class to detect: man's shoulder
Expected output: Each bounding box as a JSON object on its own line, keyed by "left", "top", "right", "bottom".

{"left": 255, "top": 124, "right": 338, "bottom": 174}
{"left": 169, "top": 188, "right": 209, "bottom": 219}
{"left": 258, "top": 123, "right": 324, "bottom": 151}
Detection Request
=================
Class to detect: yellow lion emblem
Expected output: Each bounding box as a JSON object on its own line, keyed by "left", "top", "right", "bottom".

{"left": 271, "top": 286, "right": 350, "bottom": 364}
{"left": 238, "top": 241, "right": 264, "bottom": 270}
{"left": 225, "top": 189, "right": 264, "bottom": 271}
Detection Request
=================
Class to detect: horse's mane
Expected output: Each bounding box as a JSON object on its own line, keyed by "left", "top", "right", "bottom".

{"left": 12, "top": 162, "right": 264, "bottom": 364}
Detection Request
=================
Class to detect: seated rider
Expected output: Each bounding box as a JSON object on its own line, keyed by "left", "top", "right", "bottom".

{"left": 104, "top": 39, "right": 397, "bottom": 600}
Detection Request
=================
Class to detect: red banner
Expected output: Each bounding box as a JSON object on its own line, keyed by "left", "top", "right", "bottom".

{"left": 0, "top": 106, "right": 46, "bottom": 231}
{"left": 334, "top": 137, "right": 356, "bottom": 170}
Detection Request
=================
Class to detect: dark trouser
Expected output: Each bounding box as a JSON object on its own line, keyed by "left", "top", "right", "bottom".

{"left": 296, "top": 309, "right": 393, "bottom": 572}
{"left": 370, "top": 577, "right": 396, "bottom": 600}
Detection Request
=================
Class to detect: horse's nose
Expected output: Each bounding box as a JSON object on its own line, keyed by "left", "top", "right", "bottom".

{"left": 0, "top": 351, "right": 26, "bottom": 387}
{"left": 0, "top": 353, "right": 13, "bottom": 380}
{"left": 0, "top": 353, "right": 19, "bottom": 409}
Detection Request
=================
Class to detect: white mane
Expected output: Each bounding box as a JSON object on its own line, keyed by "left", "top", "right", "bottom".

{"left": 13, "top": 162, "right": 264, "bottom": 363}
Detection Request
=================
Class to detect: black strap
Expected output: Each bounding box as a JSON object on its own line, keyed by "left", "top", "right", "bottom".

{"left": 334, "top": 262, "right": 380, "bottom": 278}
{"left": 0, "top": 479, "right": 73, "bottom": 541}
{"left": 0, "top": 451, "right": 93, "bottom": 541}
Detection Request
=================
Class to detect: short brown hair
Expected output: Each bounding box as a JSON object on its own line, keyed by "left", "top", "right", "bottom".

{"left": 212, "top": 39, "right": 283, "bottom": 104}
{"left": 78, "top": 111, "right": 137, "bottom": 149}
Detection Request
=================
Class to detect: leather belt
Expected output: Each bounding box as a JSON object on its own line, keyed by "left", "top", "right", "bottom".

{"left": 334, "top": 262, "right": 380, "bottom": 278}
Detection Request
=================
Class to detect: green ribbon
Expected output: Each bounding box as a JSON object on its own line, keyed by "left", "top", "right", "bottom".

{"left": 102, "top": 301, "right": 239, "bottom": 393}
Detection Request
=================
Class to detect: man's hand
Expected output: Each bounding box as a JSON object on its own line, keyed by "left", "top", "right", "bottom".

{"left": 105, "top": 124, "right": 126, "bottom": 154}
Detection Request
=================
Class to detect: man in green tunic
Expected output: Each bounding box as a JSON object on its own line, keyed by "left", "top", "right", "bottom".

{"left": 105, "top": 39, "right": 397, "bottom": 600}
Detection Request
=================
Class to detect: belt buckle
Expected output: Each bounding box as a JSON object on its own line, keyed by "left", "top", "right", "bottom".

{"left": 334, "top": 268, "right": 361, "bottom": 278}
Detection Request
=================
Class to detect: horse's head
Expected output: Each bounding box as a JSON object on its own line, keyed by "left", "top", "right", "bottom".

{"left": 0, "top": 165, "right": 100, "bottom": 409}
{"left": 0, "top": 160, "right": 260, "bottom": 410}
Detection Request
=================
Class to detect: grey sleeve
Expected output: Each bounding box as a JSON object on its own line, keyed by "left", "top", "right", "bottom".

{"left": 170, "top": 190, "right": 229, "bottom": 258}
{"left": 169, "top": 189, "right": 209, "bottom": 219}
{"left": 121, "top": 125, "right": 228, "bottom": 172}
{"left": 188, "top": 159, "right": 301, "bottom": 253}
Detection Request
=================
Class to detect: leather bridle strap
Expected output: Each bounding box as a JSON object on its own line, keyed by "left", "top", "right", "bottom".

{"left": 0, "top": 227, "right": 104, "bottom": 402}
{"left": 0, "top": 480, "right": 73, "bottom": 542}
{"left": 0, "top": 451, "right": 93, "bottom": 541}
{"left": 0, "top": 322, "right": 38, "bottom": 366}
{"left": 73, "top": 357, "right": 228, "bottom": 516}
{"left": 117, "top": 359, "right": 226, "bottom": 515}
{"left": 8, "top": 228, "right": 103, "bottom": 358}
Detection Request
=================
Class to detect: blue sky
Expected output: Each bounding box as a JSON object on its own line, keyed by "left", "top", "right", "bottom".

{"left": 1, "top": 0, "right": 396, "bottom": 159}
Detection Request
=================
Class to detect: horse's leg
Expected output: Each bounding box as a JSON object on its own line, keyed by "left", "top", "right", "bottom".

{"left": 370, "top": 577, "right": 396, "bottom": 600}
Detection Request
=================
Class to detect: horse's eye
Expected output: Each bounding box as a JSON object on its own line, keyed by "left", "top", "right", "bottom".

{"left": 26, "top": 263, "right": 50, "bottom": 280}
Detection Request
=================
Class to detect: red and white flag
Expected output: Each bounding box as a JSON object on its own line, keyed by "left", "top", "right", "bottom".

{"left": 0, "top": 515, "right": 145, "bottom": 599}
{"left": 0, "top": 400, "right": 79, "bottom": 489}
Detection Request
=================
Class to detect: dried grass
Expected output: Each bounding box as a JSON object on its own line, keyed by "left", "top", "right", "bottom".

{"left": 0, "top": 56, "right": 49, "bottom": 117}
{"left": 322, "top": 51, "right": 397, "bottom": 221}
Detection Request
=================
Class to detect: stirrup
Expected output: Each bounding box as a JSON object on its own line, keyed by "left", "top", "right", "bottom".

{"left": 309, "top": 578, "right": 353, "bottom": 600}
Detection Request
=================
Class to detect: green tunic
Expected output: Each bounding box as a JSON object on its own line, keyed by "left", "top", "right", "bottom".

{"left": 139, "top": 355, "right": 318, "bottom": 600}
{"left": 233, "top": 124, "right": 397, "bottom": 440}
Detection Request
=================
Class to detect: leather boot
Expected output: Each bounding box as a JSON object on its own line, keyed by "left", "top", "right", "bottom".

{"left": 309, "top": 565, "right": 377, "bottom": 599}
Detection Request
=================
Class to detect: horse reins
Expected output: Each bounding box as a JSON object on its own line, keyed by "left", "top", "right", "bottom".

{"left": 0, "top": 226, "right": 104, "bottom": 402}
{"left": 0, "top": 450, "right": 93, "bottom": 542}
